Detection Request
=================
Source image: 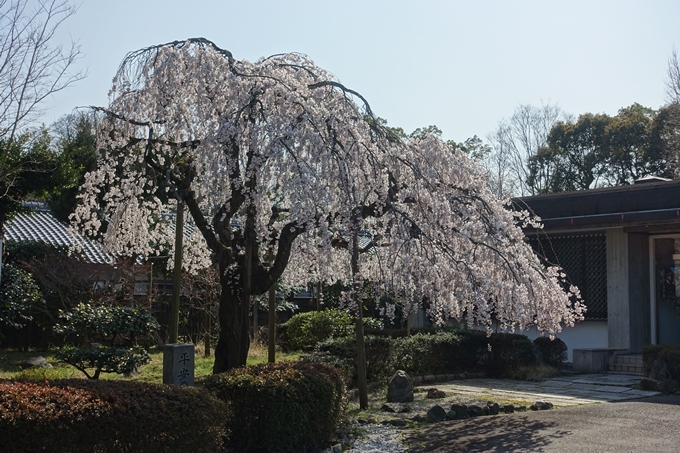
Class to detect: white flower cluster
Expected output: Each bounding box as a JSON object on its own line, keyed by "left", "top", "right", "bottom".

{"left": 72, "top": 39, "right": 583, "bottom": 335}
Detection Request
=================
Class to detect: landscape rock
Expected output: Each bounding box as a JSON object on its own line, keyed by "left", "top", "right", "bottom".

{"left": 381, "top": 403, "right": 411, "bottom": 413}
{"left": 426, "top": 388, "right": 446, "bottom": 399}
{"left": 381, "top": 419, "right": 407, "bottom": 427}
{"left": 468, "top": 405, "right": 484, "bottom": 417}
{"left": 487, "top": 402, "right": 500, "bottom": 415}
{"left": 387, "top": 370, "right": 414, "bottom": 403}
{"left": 640, "top": 377, "right": 663, "bottom": 392}
{"left": 503, "top": 404, "right": 515, "bottom": 414}
{"left": 19, "top": 356, "right": 52, "bottom": 369}
{"left": 411, "top": 413, "right": 427, "bottom": 422}
{"left": 531, "top": 401, "right": 553, "bottom": 411}
{"left": 426, "top": 405, "right": 447, "bottom": 422}
{"left": 423, "top": 375, "right": 436, "bottom": 383}
{"left": 450, "top": 404, "right": 468, "bottom": 419}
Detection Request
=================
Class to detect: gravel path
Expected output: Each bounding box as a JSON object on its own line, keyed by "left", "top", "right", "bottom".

{"left": 346, "top": 424, "right": 407, "bottom": 453}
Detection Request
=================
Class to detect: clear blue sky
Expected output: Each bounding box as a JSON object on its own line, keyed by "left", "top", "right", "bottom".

{"left": 46, "top": 0, "right": 680, "bottom": 143}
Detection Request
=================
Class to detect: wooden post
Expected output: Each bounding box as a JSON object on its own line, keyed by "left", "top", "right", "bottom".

{"left": 268, "top": 248, "right": 276, "bottom": 363}
{"left": 169, "top": 201, "right": 184, "bottom": 344}
{"left": 352, "top": 228, "right": 368, "bottom": 409}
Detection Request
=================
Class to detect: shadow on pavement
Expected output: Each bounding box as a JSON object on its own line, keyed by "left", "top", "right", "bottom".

{"left": 403, "top": 413, "right": 570, "bottom": 453}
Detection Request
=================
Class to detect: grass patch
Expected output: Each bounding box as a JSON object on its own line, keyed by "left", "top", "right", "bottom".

{"left": 0, "top": 343, "right": 301, "bottom": 382}
{"left": 505, "top": 364, "right": 561, "bottom": 381}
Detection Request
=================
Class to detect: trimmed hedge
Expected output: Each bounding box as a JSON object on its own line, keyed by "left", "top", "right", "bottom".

{"left": 283, "top": 309, "right": 382, "bottom": 351}
{"left": 484, "top": 333, "right": 538, "bottom": 377}
{"left": 0, "top": 379, "right": 227, "bottom": 453}
{"left": 533, "top": 337, "right": 568, "bottom": 367}
{"left": 642, "top": 344, "right": 680, "bottom": 380}
{"left": 308, "top": 335, "right": 395, "bottom": 383}
{"left": 284, "top": 309, "right": 354, "bottom": 351}
{"left": 205, "top": 361, "right": 347, "bottom": 453}
{"left": 304, "top": 330, "right": 540, "bottom": 381}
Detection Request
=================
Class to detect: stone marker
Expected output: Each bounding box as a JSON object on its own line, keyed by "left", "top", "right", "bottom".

{"left": 163, "top": 343, "right": 194, "bottom": 386}
{"left": 387, "top": 370, "right": 414, "bottom": 403}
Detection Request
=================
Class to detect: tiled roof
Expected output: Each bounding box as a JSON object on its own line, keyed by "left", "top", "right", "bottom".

{"left": 5, "top": 207, "right": 377, "bottom": 266}
{"left": 5, "top": 208, "right": 113, "bottom": 265}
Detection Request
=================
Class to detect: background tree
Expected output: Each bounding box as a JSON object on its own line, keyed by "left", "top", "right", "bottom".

{"left": 0, "top": 127, "right": 72, "bottom": 231}
{"left": 48, "top": 111, "right": 98, "bottom": 222}
{"left": 0, "top": 0, "right": 83, "bottom": 281}
{"left": 527, "top": 104, "right": 673, "bottom": 194}
{"left": 73, "top": 38, "right": 583, "bottom": 377}
{"left": 487, "top": 103, "right": 571, "bottom": 196}
{"left": 528, "top": 113, "right": 610, "bottom": 192}
{"left": 0, "top": 0, "right": 84, "bottom": 148}
{"left": 663, "top": 49, "right": 680, "bottom": 177}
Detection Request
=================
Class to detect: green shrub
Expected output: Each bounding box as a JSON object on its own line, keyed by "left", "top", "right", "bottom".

{"left": 284, "top": 309, "right": 354, "bottom": 351}
{"left": 533, "top": 336, "right": 568, "bottom": 367}
{"left": 0, "top": 379, "right": 227, "bottom": 453}
{"left": 485, "top": 333, "right": 538, "bottom": 377}
{"left": 54, "top": 345, "right": 151, "bottom": 379}
{"left": 205, "top": 361, "right": 346, "bottom": 453}
{"left": 642, "top": 344, "right": 680, "bottom": 380}
{"left": 308, "top": 335, "right": 395, "bottom": 383}
{"left": 54, "top": 303, "right": 159, "bottom": 379}
{"left": 392, "top": 332, "right": 461, "bottom": 375}
{"left": 0, "top": 263, "right": 43, "bottom": 341}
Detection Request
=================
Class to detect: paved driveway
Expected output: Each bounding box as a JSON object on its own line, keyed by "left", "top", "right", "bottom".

{"left": 402, "top": 395, "right": 680, "bottom": 453}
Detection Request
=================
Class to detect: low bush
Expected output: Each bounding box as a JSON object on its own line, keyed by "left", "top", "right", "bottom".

{"left": 389, "top": 330, "right": 488, "bottom": 376}
{"left": 284, "top": 309, "right": 354, "bottom": 351}
{"left": 0, "top": 379, "right": 227, "bottom": 453}
{"left": 484, "top": 333, "right": 538, "bottom": 377}
{"left": 642, "top": 344, "right": 680, "bottom": 380}
{"left": 0, "top": 263, "right": 43, "bottom": 342}
{"left": 533, "top": 336, "right": 568, "bottom": 367}
{"left": 206, "top": 361, "right": 347, "bottom": 453}
{"left": 308, "top": 335, "right": 395, "bottom": 383}
{"left": 54, "top": 303, "right": 159, "bottom": 378}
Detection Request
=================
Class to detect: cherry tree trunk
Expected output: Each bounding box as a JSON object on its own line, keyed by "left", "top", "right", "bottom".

{"left": 213, "top": 258, "right": 251, "bottom": 374}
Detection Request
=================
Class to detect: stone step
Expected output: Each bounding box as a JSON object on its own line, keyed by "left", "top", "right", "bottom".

{"left": 607, "top": 363, "right": 643, "bottom": 375}
{"left": 613, "top": 355, "right": 643, "bottom": 366}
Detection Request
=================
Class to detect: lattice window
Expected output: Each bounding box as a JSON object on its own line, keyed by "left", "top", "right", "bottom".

{"left": 528, "top": 233, "right": 607, "bottom": 321}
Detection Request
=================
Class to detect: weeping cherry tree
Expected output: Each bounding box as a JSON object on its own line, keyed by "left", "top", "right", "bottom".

{"left": 72, "top": 38, "right": 583, "bottom": 379}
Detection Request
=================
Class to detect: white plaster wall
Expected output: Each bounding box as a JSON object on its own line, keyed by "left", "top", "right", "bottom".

{"left": 521, "top": 321, "right": 609, "bottom": 362}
